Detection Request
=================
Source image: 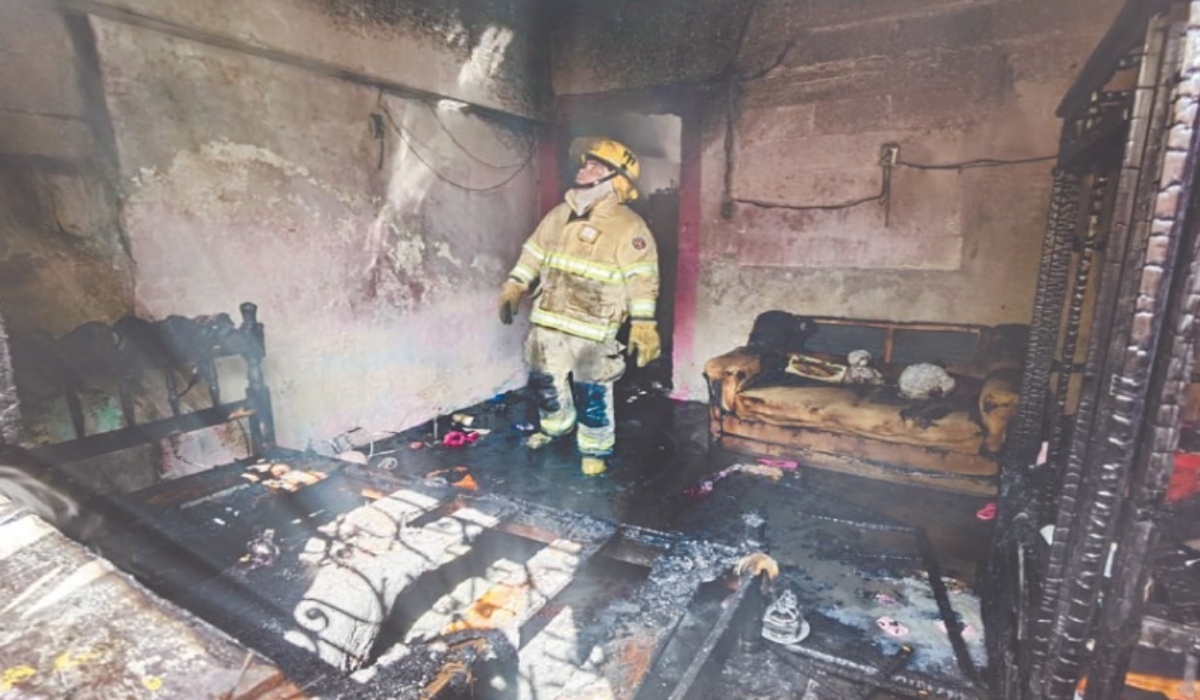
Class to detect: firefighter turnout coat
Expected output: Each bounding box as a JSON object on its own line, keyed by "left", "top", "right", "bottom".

{"left": 507, "top": 189, "right": 659, "bottom": 342}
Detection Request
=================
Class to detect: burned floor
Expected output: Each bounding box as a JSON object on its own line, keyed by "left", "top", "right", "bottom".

{"left": 1, "top": 369, "right": 996, "bottom": 700}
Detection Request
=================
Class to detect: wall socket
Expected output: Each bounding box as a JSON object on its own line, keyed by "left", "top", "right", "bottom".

{"left": 880, "top": 143, "right": 900, "bottom": 166}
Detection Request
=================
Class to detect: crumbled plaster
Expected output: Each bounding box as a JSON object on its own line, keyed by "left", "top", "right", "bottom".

{"left": 133, "top": 140, "right": 376, "bottom": 215}
{"left": 435, "top": 241, "right": 462, "bottom": 266}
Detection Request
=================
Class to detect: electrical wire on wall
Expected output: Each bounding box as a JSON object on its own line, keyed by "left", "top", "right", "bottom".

{"left": 898, "top": 154, "right": 1057, "bottom": 170}
{"left": 727, "top": 148, "right": 1058, "bottom": 224}
{"left": 735, "top": 143, "right": 898, "bottom": 220}
{"left": 421, "top": 101, "right": 529, "bottom": 171}
{"left": 713, "top": 4, "right": 1059, "bottom": 223}
{"left": 371, "top": 90, "right": 537, "bottom": 193}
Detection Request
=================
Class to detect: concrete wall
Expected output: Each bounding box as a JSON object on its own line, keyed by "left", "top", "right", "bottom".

{"left": 551, "top": 0, "right": 758, "bottom": 96}
{"left": 97, "top": 3, "right": 544, "bottom": 449}
{"left": 0, "top": 3, "right": 134, "bottom": 336}
{"left": 552, "top": 0, "right": 1126, "bottom": 399}
{"left": 6, "top": 0, "right": 546, "bottom": 453}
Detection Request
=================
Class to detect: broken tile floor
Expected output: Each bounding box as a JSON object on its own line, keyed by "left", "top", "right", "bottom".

{"left": 2, "top": 378, "right": 996, "bottom": 700}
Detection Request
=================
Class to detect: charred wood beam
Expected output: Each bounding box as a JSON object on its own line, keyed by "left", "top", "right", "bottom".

{"left": 1058, "top": 109, "right": 1131, "bottom": 169}
{"left": 665, "top": 572, "right": 765, "bottom": 700}
{"left": 1029, "top": 14, "right": 1174, "bottom": 683}
{"left": 622, "top": 541, "right": 727, "bottom": 700}
{"left": 1057, "top": 0, "right": 1172, "bottom": 119}
{"left": 1084, "top": 15, "right": 1200, "bottom": 696}
{"left": 1047, "top": 172, "right": 1111, "bottom": 473}
{"left": 1035, "top": 16, "right": 1182, "bottom": 698}
{"left": 1035, "top": 176, "right": 1088, "bottom": 528}
{"left": 1034, "top": 171, "right": 1113, "bottom": 638}
{"left": 984, "top": 168, "right": 1080, "bottom": 697}
{"left": 916, "top": 529, "right": 980, "bottom": 687}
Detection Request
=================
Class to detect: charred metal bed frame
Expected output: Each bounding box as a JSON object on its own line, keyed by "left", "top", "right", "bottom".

{"left": 53, "top": 454, "right": 771, "bottom": 699}
{"left": 985, "top": 1, "right": 1200, "bottom": 698}
{"left": 6, "top": 301, "right": 275, "bottom": 466}
{"left": 0, "top": 303, "right": 777, "bottom": 699}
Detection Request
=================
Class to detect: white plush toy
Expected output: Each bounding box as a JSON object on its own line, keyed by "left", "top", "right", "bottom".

{"left": 898, "top": 362, "right": 956, "bottom": 400}
{"left": 845, "top": 349, "right": 885, "bottom": 385}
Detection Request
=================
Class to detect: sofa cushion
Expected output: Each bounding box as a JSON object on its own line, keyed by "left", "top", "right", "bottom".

{"left": 733, "top": 385, "right": 984, "bottom": 455}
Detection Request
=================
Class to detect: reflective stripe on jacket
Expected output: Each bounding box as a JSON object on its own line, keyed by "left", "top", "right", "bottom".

{"left": 508, "top": 191, "right": 659, "bottom": 342}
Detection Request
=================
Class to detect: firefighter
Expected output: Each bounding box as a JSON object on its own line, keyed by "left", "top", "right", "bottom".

{"left": 498, "top": 137, "right": 660, "bottom": 476}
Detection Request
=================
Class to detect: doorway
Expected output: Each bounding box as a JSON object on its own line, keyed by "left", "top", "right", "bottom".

{"left": 546, "top": 96, "right": 686, "bottom": 388}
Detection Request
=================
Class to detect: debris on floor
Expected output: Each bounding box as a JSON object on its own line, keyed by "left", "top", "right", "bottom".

{"left": 3, "top": 393, "right": 993, "bottom": 700}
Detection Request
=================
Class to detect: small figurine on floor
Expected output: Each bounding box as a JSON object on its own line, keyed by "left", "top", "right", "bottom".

{"left": 844, "top": 349, "right": 885, "bottom": 385}
{"left": 762, "top": 587, "right": 811, "bottom": 647}
{"left": 245, "top": 527, "right": 279, "bottom": 569}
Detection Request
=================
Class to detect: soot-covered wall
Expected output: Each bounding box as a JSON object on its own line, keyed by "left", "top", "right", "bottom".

{"left": 7, "top": 0, "right": 548, "bottom": 453}
{"left": 0, "top": 3, "right": 134, "bottom": 337}
{"left": 552, "top": 0, "right": 1125, "bottom": 398}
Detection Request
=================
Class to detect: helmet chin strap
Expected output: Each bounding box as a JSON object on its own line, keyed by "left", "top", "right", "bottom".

{"left": 569, "top": 179, "right": 616, "bottom": 216}
{"left": 576, "top": 171, "right": 619, "bottom": 189}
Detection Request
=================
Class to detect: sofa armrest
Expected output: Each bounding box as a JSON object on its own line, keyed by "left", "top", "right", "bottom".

{"left": 704, "top": 347, "right": 767, "bottom": 411}
{"left": 979, "top": 367, "right": 1021, "bottom": 456}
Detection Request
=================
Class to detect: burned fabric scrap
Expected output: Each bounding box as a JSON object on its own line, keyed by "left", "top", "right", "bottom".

{"left": 682, "top": 462, "right": 790, "bottom": 499}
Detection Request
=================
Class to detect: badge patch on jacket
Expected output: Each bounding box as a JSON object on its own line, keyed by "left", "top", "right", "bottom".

{"left": 578, "top": 226, "right": 599, "bottom": 243}
{"left": 632, "top": 237, "right": 647, "bottom": 251}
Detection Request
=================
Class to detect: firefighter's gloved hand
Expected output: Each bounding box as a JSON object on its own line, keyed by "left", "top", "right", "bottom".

{"left": 628, "top": 320, "right": 661, "bottom": 368}
{"left": 498, "top": 281, "right": 524, "bottom": 325}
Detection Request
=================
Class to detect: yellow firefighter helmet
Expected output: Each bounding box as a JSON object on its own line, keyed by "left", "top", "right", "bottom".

{"left": 573, "top": 137, "right": 641, "bottom": 202}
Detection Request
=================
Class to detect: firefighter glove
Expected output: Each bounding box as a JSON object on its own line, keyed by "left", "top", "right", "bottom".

{"left": 499, "top": 280, "right": 524, "bottom": 325}
{"left": 628, "top": 320, "right": 661, "bottom": 368}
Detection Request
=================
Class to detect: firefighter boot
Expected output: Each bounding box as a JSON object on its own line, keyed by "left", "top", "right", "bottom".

{"left": 581, "top": 456, "right": 607, "bottom": 476}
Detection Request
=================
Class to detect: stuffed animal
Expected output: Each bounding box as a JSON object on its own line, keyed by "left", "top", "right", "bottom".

{"left": 898, "top": 362, "right": 956, "bottom": 400}
{"left": 845, "top": 349, "right": 885, "bottom": 385}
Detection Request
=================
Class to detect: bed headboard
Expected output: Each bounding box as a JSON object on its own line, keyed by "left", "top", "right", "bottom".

{"left": 9, "top": 302, "right": 274, "bottom": 467}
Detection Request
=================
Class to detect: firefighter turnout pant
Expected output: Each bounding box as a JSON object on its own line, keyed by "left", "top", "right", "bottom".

{"left": 525, "top": 325, "right": 625, "bottom": 457}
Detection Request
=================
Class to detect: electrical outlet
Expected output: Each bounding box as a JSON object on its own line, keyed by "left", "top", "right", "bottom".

{"left": 880, "top": 143, "right": 900, "bottom": 166}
